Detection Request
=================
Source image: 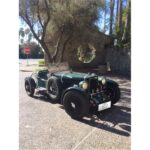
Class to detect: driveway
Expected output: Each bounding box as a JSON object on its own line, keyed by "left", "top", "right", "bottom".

{"left": 19, "top": 71, "right": 131, "bottom": 150}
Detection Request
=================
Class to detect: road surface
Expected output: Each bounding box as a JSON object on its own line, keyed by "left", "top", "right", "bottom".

{"left": 19, "top": 70, "right": 131, "bottom": 150}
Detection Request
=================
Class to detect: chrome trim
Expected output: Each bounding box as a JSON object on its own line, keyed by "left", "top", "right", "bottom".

{"left": 84, "top": 74, "right": 89, "bottom": 80}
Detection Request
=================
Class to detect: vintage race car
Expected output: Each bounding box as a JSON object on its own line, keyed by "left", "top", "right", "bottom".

{"left": 25, "top": 69, "right": 120, "bottom": 119}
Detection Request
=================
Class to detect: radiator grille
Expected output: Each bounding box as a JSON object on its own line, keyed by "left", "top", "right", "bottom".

{"left": 89, "top": 77, "right": 98, "bottom": 93}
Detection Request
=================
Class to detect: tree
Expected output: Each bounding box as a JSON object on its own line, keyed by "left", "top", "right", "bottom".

{"left": 103, "top": 0, "right": 109, "bottom": 33}
{"left": 19, "top": 0, "right": 102, "bottom": 63}
{"left": 19, "top": 27, "right": 33, "bottom": 44}
{"left": 109, "top": 0, "right": 115, "bottom": 35}
{"left": 115, "top": 0, "right": 119, "bottom": 27}
{"left": 19, "top": 44, "right": 25, "bottom": 58}
{"left": 19, "top": 42, "right": 44, "bottom": 59}
{"left": 122, "top": 0, "right": 131, "bottom": 42}
{"left": 19, "top": 28, "right": 25, "bottom": 44}
{"left": 118, "top": 0, "right": 123, "bottom": 29}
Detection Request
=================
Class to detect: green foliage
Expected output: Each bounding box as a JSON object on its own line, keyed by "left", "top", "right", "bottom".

{"left": 19, "top": 42, "right": 44, "bottom": 59}
{"left": 77, "top": 43, "right": 96, "bottom": 63}
{"left": 114, "top": 0, "right": 131, "bottom": 48}
{"left": 19, "top": 28, "right": 25, "bottom": 38}
{"left": 28, "top": 33, "right": 33, "bottom": 43}
{"left": 19, "top": 44, "right": 26, "bottom": 58}
{"left": 38, "top": 59, "right": 45, "bottom": 66}
{"left": 19, "top": 0, "right": 131, "bottom": 62}
{"left": 19, "top": 27, "right": 34, "bottom": 44}
{"left": 19, "top": 0, "right": 104, "bottom": 62}
{"left": 34, "top": 66, "right": 48, "bottom": 72}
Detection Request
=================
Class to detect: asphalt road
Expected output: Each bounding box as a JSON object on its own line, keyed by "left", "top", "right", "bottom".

{"left": 19, "top": 71, "right": 131, "bottom": 150}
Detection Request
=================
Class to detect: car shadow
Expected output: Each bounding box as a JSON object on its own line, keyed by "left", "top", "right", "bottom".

{"left": 59, "top": 104, "right": 131, "bottom": 137}
{"left": 32, "top": 95, "right": 131, "bottom": 137}
{"left": 32, "top": 94, "right": 58, "bottom": 104}
{"left": 80, "top": 105, "right": 131, "bottom": 137}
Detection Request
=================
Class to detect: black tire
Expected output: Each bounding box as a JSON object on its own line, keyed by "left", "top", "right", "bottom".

{"left": 25, "top": 77, "right": 35, "bottom": 97}
{"left": 46, "top": 76, "right": 62, "bottom": 103}
{"left": 63, "top": 91, "right": 90, "bottom": 119}
{"left": 106, "top": 83, "right": 120, "bottom": 105}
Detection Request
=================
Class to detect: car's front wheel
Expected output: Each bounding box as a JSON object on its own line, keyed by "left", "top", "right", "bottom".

{"left": 63, "top": 91, "right": 90, "bottom": 119}
{"left": 106, "top": 83, "right": 120, "bottom": 105}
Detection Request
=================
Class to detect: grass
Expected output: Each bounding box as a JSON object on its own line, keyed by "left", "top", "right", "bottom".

{"left": 38, "top": 59, "right": 45, "bottom": 67}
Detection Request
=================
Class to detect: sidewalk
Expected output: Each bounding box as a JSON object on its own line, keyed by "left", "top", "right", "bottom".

{"left": 19, "top": 64, "right": 47, "bottom": 72}
{"left": 19, "top": 59, "right": 69, "bottom": 73}
{"left": 19, "top": 64, "right": 37, "bottom": 72}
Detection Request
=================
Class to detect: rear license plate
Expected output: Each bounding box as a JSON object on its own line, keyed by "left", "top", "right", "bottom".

{"left": 98, "top": 101, "right": 111, "bottom": 111}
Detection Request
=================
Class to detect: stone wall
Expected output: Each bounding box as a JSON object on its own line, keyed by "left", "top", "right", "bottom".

{"left": 44, "top": 28, "right": 131, "bottom": 77}
{"left": 64, "top": 31, "right": 113, "bottom": 69}
{"left": 44, "top": 28, "right": 113, "bottom": 69}
{"left": 105, "top": 48, "right": 131, "bottom": 77}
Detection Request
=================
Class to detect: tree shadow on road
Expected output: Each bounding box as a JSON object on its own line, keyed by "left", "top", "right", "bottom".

{"left": 79, "top": 105, "right": 131, "bottom": 137}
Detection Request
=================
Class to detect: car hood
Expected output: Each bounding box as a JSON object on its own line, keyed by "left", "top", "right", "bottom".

{"left": 53, "top": 71, "right": 97, "bottom": 81}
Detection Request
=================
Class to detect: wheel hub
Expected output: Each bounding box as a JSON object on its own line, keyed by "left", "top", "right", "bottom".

{"left": 25, "top": 84, "right": 30, "bottom": 91}
{"left": 71, "top": 102, "right": 76, "bottom": 109}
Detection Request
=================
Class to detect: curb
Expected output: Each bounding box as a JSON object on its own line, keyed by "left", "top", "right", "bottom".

{"left": 19, "top": 69, "right": 33, "bottom": 72}
{"left": 19, "top": 66, "right": 47, "bottom": 72}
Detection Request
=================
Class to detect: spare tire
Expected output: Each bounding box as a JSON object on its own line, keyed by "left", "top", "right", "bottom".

{"left": 46, "top": 76, "right": 62, "bottom": 103}
{"left": 63, "top": 91, "right": 90, "bottom": 119}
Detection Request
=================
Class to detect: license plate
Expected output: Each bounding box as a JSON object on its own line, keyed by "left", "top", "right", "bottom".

{"left": 98, "top": 101, "right": 111, "bottom": 111}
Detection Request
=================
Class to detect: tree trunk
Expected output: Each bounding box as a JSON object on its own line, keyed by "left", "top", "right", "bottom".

{"left": 116, "top": 0, "right": 119, "bottom": 26}
{"left": 60, "top": 30, "right": 74, "bottom": 62}
{"left": 41, "top": 42, "right": 53, "bottom": 63}
{"left": 52, "top": 30, "right": 64, "bottom": 62}
{"left": 118, "top": 0, "right": 123, "bottom": 29}
{"left": 103, "top": 1, "right": 107, "bottom": 33}
{"left": 122, "top": 0, "right": 131, "bottom": 42}
{"left": 20, "top": 14, "right": 53, "bottom": 63}
{"left": 109, "top": 0, "right": 115, "bottom": 35}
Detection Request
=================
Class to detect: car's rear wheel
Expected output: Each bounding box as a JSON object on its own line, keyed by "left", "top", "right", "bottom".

{"left": 47, "top": 76, "right": 62, "bottom": 103}
{"left": 63, "top": 91, "right": 90, "bottom": 119}
{"left": 25, "top": 78, "right": 35, "bottom": 97}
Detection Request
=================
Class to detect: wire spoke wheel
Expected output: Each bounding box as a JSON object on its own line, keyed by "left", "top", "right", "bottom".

{"left": 63, "top": 91, "right": 90, "bottom": 119}
{"left": 49, "top": 82, "right": 58, "bottom": 98}
{"left": 25, "top": 82, "right": 31, "bottom": 95}
{"left": 69, "top": 98, "right": 81, "bottom": 115}
{"left": 106, "top": 88, "right": 116, "bottom": 100}
{"left": 47, "top": 76, "right": 62, "bottom": 102}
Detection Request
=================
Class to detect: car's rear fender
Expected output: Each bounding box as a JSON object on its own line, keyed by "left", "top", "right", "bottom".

{"left": 61, "top": 86, "right": 89, "bottom": 104}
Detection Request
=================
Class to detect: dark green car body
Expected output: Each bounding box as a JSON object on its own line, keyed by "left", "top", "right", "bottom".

{"left": 25, "top": 69, "right": 120, "bottom": 118}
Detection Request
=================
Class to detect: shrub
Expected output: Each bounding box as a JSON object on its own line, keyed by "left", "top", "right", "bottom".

{"left": 38, "top": 59, "right": 45, "bottom": 66}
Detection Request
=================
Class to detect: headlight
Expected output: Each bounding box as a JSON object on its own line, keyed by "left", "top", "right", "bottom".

{"left": 79, "top": 81, "right": 88, "bottom": 90}
{"left": 101, "top": 78, "right": 106, "bottom": 85}
{"left": 98, "top": 76, "right": 102, "bottom": 81}
{"left": 98, "top": 76, "right": 106, "bottom": 85}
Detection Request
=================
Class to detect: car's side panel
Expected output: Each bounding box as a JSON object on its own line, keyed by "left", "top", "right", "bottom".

{"left": 37, "top": 77, "right": 47, "bottom": 88}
